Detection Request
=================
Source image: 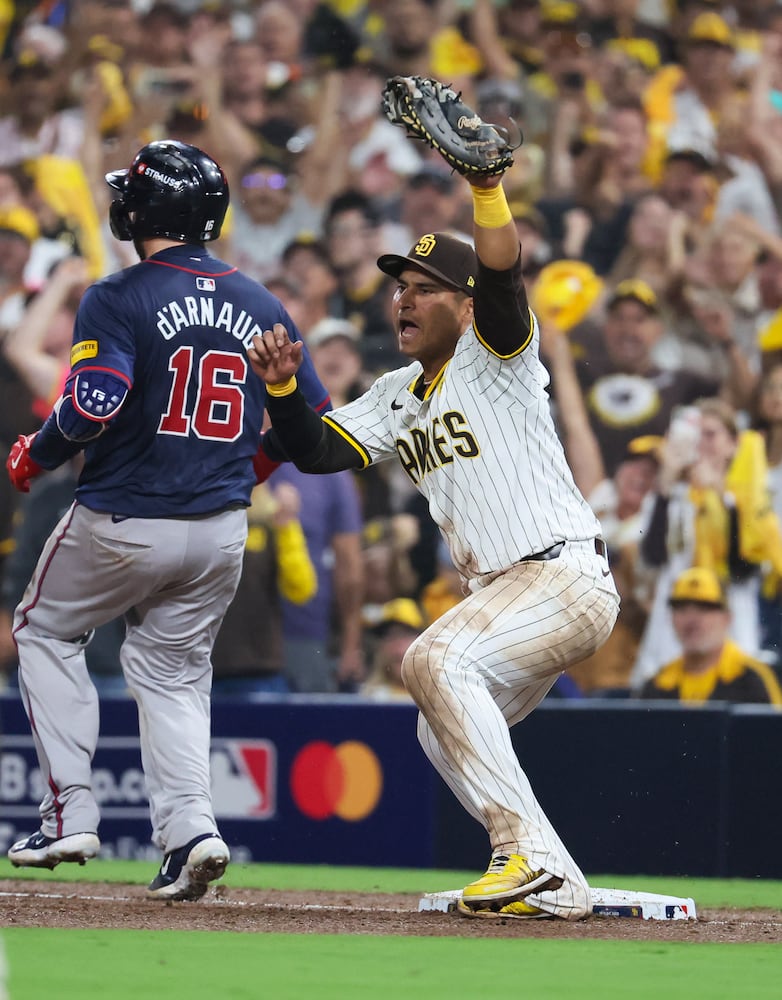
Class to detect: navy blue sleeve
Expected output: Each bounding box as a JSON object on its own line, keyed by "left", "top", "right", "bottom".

{"left": 29, "top": 282, "right": 136, "bottom": 470}
{"left": 70, "top": 281, "right": 137, "bottom": 382}
{"left": 29, "top": 416, "right": 83, "bottom": 469}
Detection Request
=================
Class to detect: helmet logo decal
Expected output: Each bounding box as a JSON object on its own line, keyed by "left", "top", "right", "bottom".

{"left": 135, "top": 162, "right": 185, "bottom": 191}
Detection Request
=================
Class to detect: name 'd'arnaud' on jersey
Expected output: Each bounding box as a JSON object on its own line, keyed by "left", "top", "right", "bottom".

{"left": 67, "top": 245, "right": 329, "bottom": 518}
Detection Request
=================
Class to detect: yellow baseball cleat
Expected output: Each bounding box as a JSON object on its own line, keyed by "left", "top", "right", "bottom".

{"left": 457, "top": 897, "right": 551, "bottom": 919}
{"left": 460, "top": 853, "right": 563, "bottom": 908}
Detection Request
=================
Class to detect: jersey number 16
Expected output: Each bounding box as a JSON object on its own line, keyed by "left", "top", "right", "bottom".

{"left": 158, "top": 346, "right": 246, "bottom": 442}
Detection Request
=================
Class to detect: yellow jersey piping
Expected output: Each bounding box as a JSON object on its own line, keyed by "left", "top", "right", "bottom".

{"left": 473, "top": 308, "right": 534, "bottom": 359}
{"left": 322, "top": 415, "right": 372, "bottom": 467}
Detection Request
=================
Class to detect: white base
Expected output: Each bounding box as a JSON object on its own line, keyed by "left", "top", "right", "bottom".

{"left": 418, "top": 886, "right": 697, "bottom": 921}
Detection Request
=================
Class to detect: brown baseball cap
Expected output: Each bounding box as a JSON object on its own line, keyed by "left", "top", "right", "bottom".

{"left": 377, "top": 232, "right": 477, "bottom": 297}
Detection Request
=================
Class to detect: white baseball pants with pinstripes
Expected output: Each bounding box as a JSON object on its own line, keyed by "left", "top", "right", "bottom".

{"left": 402, "top": 538, "right": 619, "bottom": 920}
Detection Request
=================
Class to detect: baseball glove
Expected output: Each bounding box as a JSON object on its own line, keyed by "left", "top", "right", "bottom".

{"left": 381, "top": 76, "right": 520, "bottom": 178}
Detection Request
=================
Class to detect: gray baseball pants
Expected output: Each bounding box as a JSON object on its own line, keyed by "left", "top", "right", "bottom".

{"left": 13, "top": 502, "right": 246, "bottom": 853}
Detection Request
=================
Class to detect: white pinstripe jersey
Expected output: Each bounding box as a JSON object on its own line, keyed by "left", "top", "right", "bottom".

{"left": 323, "top": 312, "right": 601, "bottom": 582}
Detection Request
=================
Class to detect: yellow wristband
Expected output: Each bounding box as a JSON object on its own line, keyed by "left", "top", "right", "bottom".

{"left": 266, "top": 375, "right": 298, "bottom": 397}
{"left": 470, "top": 184, "right": 513, "bottom": 228}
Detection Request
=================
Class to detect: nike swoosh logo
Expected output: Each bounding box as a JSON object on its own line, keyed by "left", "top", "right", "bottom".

{"left": 391, "top": 400, "right": 403, "bottom": 411}
{"left": 9, "top": 451, "right": 23, "bottom": 469}
{"left": 602, "top": 569, "right": 611, "bottom": 577}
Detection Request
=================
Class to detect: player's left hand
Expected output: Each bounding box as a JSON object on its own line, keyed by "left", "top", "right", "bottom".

{"left": 381, "top": 76, "right": 519, "bottom": 179}
{"left": 248, "top": 323, "right": 303, "bottom": 385}
{"left": 6, "top": 433, "right": 43, "bottom": 493}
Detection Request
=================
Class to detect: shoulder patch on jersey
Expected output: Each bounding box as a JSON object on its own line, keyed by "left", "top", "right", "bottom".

{"left": 71, "top": 340, "right": 98, "bottom": 365}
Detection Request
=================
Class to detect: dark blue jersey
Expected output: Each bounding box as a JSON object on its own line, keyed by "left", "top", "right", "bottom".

{"left": 31, "top": 245, "right": 330, "bottom": 517}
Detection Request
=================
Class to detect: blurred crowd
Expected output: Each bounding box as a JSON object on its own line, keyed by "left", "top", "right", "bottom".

{"left": 0, "top": 0, "right": 781, "bottom": 706}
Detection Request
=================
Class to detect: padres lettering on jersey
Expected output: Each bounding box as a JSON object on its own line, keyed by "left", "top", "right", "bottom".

{"left": 323, "top": 316, "right": 601, "bottom": 580}
{"left": 395, "top": 411, "right": 480, "bottom": 485}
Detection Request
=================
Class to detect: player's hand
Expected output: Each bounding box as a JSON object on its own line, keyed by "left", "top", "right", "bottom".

{"left": 248, "top": 323, "right": 303, "bottom": 385}
{"left": 6, "top": 433, "right": 43, "bottom": 493}
{"left": 469, "top": 172, "right": 505, "bottom": 190}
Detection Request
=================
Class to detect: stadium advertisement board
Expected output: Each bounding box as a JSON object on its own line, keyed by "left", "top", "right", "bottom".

{"left": 0, "top": 695, "right": 435, "bottom": 867}
{"left": 2, "top": 697, "right": 781, "bottom": 876}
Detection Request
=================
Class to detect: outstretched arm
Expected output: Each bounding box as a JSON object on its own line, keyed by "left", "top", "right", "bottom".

{"left": 470, "top": 173, "right": 520, "bottom": 271}
{"left": 469, "top": 172, "right": 532, "bottom": 356}
{"left": 249, "top": 324, "right": 363, "bottom": 473}
{"left": 380, "top": 75, "right": 529, "bottom": 352}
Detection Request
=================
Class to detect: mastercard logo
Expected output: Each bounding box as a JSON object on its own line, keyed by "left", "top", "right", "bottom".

{"left": 290, "top": 741, "right": 383, "bottom": 821}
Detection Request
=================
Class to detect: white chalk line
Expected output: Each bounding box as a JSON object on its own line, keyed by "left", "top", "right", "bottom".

{"left": 0, "top": 889, "right": 411, "bottom": 915}
{"left": 1, "top": 890, "right": 780, "bottom": 929}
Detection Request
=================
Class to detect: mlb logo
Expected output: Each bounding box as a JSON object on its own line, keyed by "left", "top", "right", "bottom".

{"left": 210, "top": 739, "right": 276, "bottom": 819}
{"left": 196, "top": 277, "right": 215, "bottom": 292}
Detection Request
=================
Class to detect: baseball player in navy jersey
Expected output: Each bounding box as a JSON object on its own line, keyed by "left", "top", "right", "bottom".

{"left": 249, "top": 164, "right": 620, "bottom": 920}
{"left": 4, "top": 140, "right": 330, "bottom": 900}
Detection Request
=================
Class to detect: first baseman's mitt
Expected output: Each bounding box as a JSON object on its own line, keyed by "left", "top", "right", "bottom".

{"left": 381, "top": 76, "right": 520, "bottom": 178}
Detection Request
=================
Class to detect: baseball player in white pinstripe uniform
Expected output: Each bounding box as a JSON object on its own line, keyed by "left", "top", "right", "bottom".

{"left": 248, "top": 163, "right": 620, "bottom": 919}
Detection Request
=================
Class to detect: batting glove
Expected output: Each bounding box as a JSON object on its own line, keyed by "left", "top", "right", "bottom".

{"left": 7, "top": 433, "right": 43, "bottom": 493}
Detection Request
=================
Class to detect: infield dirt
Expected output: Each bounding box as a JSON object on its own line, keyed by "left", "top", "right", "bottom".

{"left": 2, "top": 879, "right": 781, "bottom": 942}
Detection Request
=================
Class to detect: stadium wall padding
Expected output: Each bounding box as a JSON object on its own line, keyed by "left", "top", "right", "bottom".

{"left": 0, "top": 695, "right": 778, "bottom": 877}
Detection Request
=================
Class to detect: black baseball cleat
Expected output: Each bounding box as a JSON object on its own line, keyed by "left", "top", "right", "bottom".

{"left": 8, "top": 830, "right": 100, "bottom": 869}
{"left": 147, "top": 833, "right": 230, "bottom": 901}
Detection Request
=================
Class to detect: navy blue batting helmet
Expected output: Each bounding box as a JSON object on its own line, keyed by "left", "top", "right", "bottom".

{"left": 105, "top": 140, "right": 229, "bottom": 244}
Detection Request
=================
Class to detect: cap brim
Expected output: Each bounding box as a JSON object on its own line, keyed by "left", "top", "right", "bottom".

{"left": 371, "top": 619, "right": 421, "bottom": 635}
{"left": 308, "top": 332, "right": 360, "bottom": 351}
{"left": 377, "top": 253, "right": 470, "bottom": 295}
{"left": 608, "top": 294, "right": 658, "bottom": 315}
{"left": 668, "top": 599, "right": 726, "bottom": 610}
{"left": 665, "top": 150, "right": 715, "bottom": 172}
